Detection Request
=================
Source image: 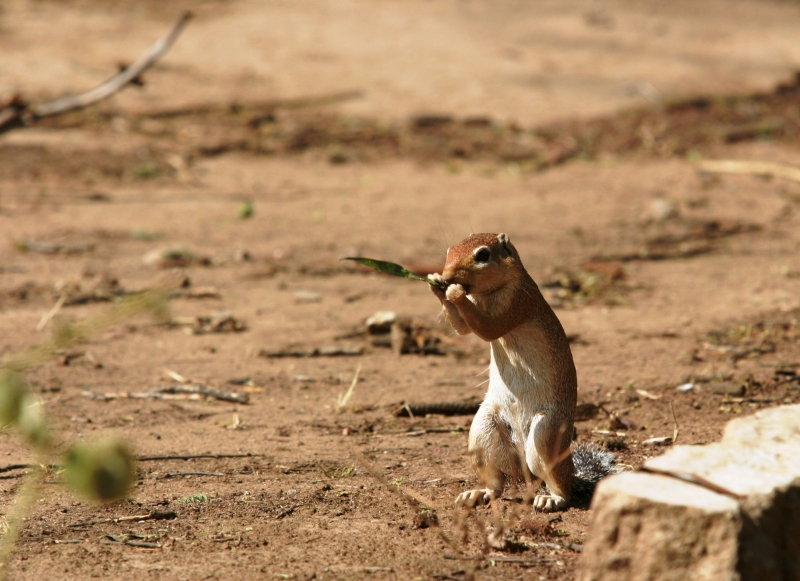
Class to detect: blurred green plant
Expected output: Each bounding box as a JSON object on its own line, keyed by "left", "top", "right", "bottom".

{"left": 238, "top": 199, "right": 254, "bottom": 219}
{"left": 0, "top": 290, "right": 169, "bottom": 579}
{"left": 177, "top": 493, "right": 209, "bottom": 504}
{"left": 131, "top": 161, "right": 160, "bottom": 179}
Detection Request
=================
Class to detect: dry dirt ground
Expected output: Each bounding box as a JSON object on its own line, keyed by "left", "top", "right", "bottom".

{"left": 2, "top": 1, "right": 800, "bottom": 579}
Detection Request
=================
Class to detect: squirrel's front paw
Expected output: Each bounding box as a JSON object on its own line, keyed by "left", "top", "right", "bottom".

{"left": 445, "top": 283, "right": 466, "bottom": 303}
{"left": 427, "top": 273, "right": 447, "bottom": 297}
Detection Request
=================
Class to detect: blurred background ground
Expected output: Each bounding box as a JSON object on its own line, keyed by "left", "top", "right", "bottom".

{"left": 1, "top": 1, "right": 800, "bottom": 579}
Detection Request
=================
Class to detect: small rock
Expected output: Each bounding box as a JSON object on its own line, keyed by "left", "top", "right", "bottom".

{"left": 710, "top": 382, "right": 745, "bottom": 397}
{"left": 366, "top": 311, "right": 396, "bottom": 334}
{"left": 641, "top": 436, "right": 672, "bottom": 446}
{"left": 294, "top": 290, "right": 321, "bottom": 303}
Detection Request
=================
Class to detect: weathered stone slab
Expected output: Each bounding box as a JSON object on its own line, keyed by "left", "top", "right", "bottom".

{"left": 579, "top": 404, "right": 800, "bottom": 581}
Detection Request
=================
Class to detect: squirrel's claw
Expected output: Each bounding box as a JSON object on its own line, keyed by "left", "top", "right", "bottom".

{"left": 454, "top": 488, "right": 498, "bottom": 508}
{"left": 428, "top": 273, "right": 447, "bottom": 298}
{"left": 445, "top": 283, "right": 466, "bottom": 303}
{"left": 532, "top": 493, "right": 568, "bottom": 513}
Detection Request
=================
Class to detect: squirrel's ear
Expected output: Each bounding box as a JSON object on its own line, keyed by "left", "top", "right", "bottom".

{"left": 496, "top": 233, "right": 515, "bottom": 257}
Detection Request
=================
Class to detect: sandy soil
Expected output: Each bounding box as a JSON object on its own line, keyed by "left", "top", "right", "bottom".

{"left": 1, "top": 0, "right": 800, "bottom": 579}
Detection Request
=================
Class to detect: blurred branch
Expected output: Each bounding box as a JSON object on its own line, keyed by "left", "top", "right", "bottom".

{"left": 0, "top": 11, "right": 192, "bottom": 135}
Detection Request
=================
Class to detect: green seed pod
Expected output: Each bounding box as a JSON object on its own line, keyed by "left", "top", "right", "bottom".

{"left": 0, "top": 370, "right": 28, "bottom": 428}
{"left": 65, "top": 439, "right": 136, "bottom": 502}
{"left": 17, "top": 393, "right": 50, "bottom": 450}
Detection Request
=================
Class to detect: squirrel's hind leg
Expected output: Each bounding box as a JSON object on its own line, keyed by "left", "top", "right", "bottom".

{"left": 526, "top": 413, "right": 574, "bottom": 512}
{"left": 455, "top": 403, "right": 520, "bottom": 508}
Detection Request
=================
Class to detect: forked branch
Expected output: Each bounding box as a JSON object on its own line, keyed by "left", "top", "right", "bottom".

{"left": 0, "top": 11, "right": 192, "bottom": 134}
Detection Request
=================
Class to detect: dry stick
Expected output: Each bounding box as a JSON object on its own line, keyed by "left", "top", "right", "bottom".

{"left": 123, "top": 540, "right": 161, "bottom": 549}
{"left": 158, "top": 471, "right": 226, "bottom": 479}
{"left": 0, "top": 464, "right": 33, "bottom": 474}
{"left": 355, "top": 453, "right": 441, "bottom": 510}
{"left": 0, "top": 461, "right": 46, "bottom": 579}
{"left": 159, "top": 384, "right": 249, "bottom": 404}
{"left": 697, "top": 159, "right": 800, "bottom": 183}
{"left": 639, "top": 466, "right": 742, "bottom": 499}
{"left": 82, "top": 384, "right": 248, "bottom": 404}
{"left": 147, "top": 89, "right": 364, "bottom": 119}
{"left": 355, "top": 453, "right": 465, "bottom": 558}
{"left": 394, "top": 400, "right": 481, "bottom": 417}
{"left": 69, "top": 511, "right": 177, "bottom": 528}
{"left": 670, "top": 401, "right": 680, "bottom": 445}
{"left": 444, "top": 554, "right": 560, "bottom": 564}
{"left": 335, "top": 364, "right": 361, "bottom": 412}
{"left": 35, "top": 294, "right": 66, "bottom": 333}
{"left": 137, "top": 453, "right": 263, "bottom": 461}
{"left": 32, "top": 12, "right": 193, "bottom": 119}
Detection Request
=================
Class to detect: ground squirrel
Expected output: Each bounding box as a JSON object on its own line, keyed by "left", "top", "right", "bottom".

{"left": 429, "top": 232, "right": 618, "bottom": 512}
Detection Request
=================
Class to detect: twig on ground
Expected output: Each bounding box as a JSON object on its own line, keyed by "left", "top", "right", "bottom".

{"left": 34, "top": 13, "right": 192, "bottom": 119}
{"left": 35, "top": 295, "right": 66, "bottom": 332}
{"left": 0, "top": 464, "right": 35, "bottom": 474}
{"left": 158, "top": 385, "right": 249, "bottom": 404}
{"left": 137, "top": 453, "right": 263, "bottom": 461}
{"left": 275, "top": 503, "right": 307, "bottom": 519}
{"left": 261, "top": 346, "right": 364, "bottom": 358}
{"left": 335, "top": 364, "right": 361, "bottom": 412}
{"left": 0, "top": 12, "right": 192, "bottom": 134}
{"left": 146, "top": 89, "right": 363, "bottom": 120}
{"left": 164, "top": 369, "right": 187, "bottom": 383}
{"left": 670, "top": 401, "right": 680, "bottom": 445}
{"left": 697, "top": 159, "right": 800, "bottom": 183}
{"left": 123, "top": 540, "right": 161, "bottom": 549}
{"left": 355, "top": 452, "right": 440, "bottom": 510}
{"left": 639, "top": 466, "right": 742, "bottom": 499}
{"left": 356, "top": 452, "right": 465, "bottom": 559}
{"left": 157, "top": 472, "right": 226, "bottom": 479}
{"left": 393, "top": 399, "right": 481, "bottom": 417}
{"left": 82, "top": 384, "right": 249, "bottom": 404}
{"left": 443, "top": 554, "right": 560, "bottom": 564}
{"left": 68, "top": 510, "right": 177, "bottom": 528}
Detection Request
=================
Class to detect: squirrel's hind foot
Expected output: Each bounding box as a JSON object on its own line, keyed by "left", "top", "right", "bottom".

{"left": 454, "top": 488, "right": 498, "bottom": 508}
{"left": 532, "top": 493, "right": 568, "bottom": 512}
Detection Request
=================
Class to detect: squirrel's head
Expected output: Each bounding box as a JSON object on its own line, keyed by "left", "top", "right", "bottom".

{"left": 441, "top": 233, "right": 524, "bottom": 295}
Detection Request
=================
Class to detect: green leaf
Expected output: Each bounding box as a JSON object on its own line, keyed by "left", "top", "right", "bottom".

{"left": 341, "top": 257, "right": 445, "bottom": 289}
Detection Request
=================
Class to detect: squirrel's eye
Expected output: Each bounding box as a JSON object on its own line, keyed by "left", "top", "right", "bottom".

{"left": 474, "top": 247, "right": 491, "bottom": 263}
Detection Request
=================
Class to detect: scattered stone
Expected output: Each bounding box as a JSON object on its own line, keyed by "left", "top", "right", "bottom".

{"left": 294, "top": 290, "right": 321, "bottom": 303}
{"left": 172, "top": 311, "right": 246, "bottom": 334}
{"left": 390, "top": 316, "right": 446, "bottom": 356}
{"left": 365, "top": 310, "right": 396, "bottom": 334}
{"left": 710, "top": 382, "right": 746, "bottom": 397}
{"left": 641, "top": 436, "right": 672, "bottom": 446}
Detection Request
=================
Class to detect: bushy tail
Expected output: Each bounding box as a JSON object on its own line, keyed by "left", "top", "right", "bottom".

{"left": 570, "top": 442, "right": 622, "bottom": 507}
